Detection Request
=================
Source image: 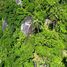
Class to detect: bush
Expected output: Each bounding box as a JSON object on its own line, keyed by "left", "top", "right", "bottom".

{"left": 0, "top": 0, "right": 67, "bottom": 67}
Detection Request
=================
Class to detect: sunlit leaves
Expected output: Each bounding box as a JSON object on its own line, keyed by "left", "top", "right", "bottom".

{"left": 24, "top": 61, "right": 34, "bottom": 67}
{"left": 46, "top": 0, "right": 59, "bottom": 5}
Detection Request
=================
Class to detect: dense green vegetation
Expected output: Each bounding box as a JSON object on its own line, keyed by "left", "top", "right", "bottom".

{"left": 0, "top": 0, "right": 67, "bottom": 67}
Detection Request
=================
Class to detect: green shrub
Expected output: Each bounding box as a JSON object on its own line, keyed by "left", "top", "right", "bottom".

{"left": 0, "top": 0, "right": 67, "bottom": 67}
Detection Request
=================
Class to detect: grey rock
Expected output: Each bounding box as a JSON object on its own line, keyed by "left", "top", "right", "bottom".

{"left": 15, "top": 0, "right": 22, "bottom": 7}
{"left": 21, "top": 16, "right": 33, "bottom": 36}
{"left": 33, "top": 62, "right": 37, "bottom": 67}
{"left": 45, "top": 18, "right": 57, "bottom": 29}
{"left": 2, "top": 18, "right": 8, "bottom": 32}
{"left": 45, "top": 19, "right": 52, "bottom": 26}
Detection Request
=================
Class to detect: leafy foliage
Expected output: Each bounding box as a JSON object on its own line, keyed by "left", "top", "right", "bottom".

{"left": 0, "top": 0, "right": 67, "bottom": 67}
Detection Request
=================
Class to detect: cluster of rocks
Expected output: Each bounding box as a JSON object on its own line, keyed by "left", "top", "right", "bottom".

{"left": 2, "top": 16, "right": 57, "bottom": 36}
{"left": 21, "top": 16, "right": 57, "bottom": 36}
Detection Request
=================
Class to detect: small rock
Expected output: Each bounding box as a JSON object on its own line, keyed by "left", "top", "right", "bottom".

{"left": 15, "top": 0, "right": 22, "bottom": 7}
{"left": 45, "top": 18, "right": 57, "bottom": 30}
{"left": 21, "top": 16, "right": 33, "bottom": 36}
{"left": 2, "top": 17, "right": 8, "bottom": 32}
{"left": 62, "top": 50, "right": 67, "bottom": 57}
{"left": 33, "top": 62, "right": 37, "bottom": 67}
{"left": 45, "top": 19, "right": 52, "bottom": 25}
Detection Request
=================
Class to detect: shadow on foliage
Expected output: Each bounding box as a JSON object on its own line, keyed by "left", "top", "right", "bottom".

{"left": 62, "top": 57, "right": 67, "bottom": 67}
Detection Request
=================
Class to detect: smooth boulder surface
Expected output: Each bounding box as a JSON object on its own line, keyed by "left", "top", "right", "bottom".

{"left": 21, "top": 16, "right": 33, "bottom": 36}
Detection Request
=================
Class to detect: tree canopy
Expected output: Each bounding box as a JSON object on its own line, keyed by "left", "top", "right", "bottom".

{"left": 0, "top": 0, "right": 67, "bottom": 67}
